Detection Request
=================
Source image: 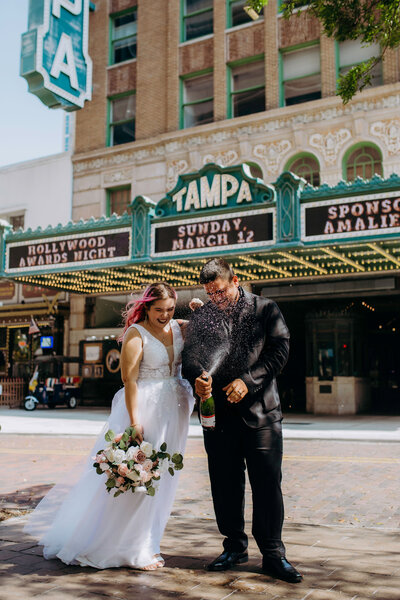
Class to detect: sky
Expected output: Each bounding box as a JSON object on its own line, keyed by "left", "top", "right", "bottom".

{"left": 0, "top": 1, "right": 65, "bottom": 168}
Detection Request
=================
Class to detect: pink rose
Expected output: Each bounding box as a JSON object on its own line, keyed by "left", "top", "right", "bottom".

{"left": 118, "top": 463, "right": 129, "bottom": 477}
{"left": 134, "top": 449, "right": 147, "bottom": 464}
{"left": 95, "top": 453, "right": 107, "bottom": 463}
{"left": 142, "top": 459, "right": 153, "bottom": 472}
{"left": 115, "top": 476, "right": 125, "bottom": 487}
{"left": 114, "top": 433, "right": 123, "bottom": 443}
{"left": 137, "top": 468, "right": 152, "bottom": 483}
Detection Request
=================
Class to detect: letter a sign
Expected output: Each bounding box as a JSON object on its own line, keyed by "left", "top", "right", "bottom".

{"left": 20, "top": 0, "right": 92, "bottom": 111}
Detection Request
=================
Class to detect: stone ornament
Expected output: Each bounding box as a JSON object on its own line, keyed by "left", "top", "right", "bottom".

{"left": 370, "top": 119, "right": 400, "bottom": 155}
{"left": 309, "top": 129, "right": 351, "bottom": 165}
{"left": 166, "top": 159, "right": 189, "bottom": 190}
{"left": 253, "top": 141, "right": 292, "bottom": 175}
{"left": 202, "top": 150, "right": 238, "bottom": 167}
{"left": 103, "top": 169, "right": 132, "bottom": 185}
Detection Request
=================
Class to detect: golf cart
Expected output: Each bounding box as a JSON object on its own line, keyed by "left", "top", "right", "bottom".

{"left": 24, "top": 355, "right": 81, "bottom": 411}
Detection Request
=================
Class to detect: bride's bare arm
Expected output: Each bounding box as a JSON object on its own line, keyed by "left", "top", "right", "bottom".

{"left": 120, "top": 328, "right": 143, "bottom": 442}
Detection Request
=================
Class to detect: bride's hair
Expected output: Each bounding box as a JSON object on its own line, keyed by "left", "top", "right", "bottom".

{"left": 119, "top": 282, "right": 177, "bottom": 341}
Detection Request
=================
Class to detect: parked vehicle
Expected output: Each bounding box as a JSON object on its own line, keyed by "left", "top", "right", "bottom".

{"left": 24, "top": 356, "right": 81, "bottom": 411}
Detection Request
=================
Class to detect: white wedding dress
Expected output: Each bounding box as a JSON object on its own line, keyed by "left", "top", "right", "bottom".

{"left": 24, "top": 319, "right": 194, "bottom": 569}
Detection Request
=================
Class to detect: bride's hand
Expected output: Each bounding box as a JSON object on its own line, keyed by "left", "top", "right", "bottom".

{"left": 131, "top": 423, "right": 144, "bottom": 444}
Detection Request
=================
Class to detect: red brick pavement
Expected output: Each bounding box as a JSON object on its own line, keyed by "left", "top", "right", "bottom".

{"left": 0, "top": 435, "right": 399, "bottom": 529}
{"left": 0, "top": 434, "right": 399, "bottom": 599}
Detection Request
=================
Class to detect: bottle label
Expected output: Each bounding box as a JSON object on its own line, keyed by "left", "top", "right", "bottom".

{"left": 200, "top": 413, "right": 215, "bottom": 429}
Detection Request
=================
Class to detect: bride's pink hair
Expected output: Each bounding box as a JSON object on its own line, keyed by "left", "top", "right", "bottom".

{"left": 119, "top": 282, "right": 177, "bottom": 341}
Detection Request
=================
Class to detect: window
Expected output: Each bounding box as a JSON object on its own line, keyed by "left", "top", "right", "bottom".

{"left": 108, "top": 93, "right": 136, "bottom": 146}
{"left": 230, "top": 59, "right": 265, "bottom": 118}
{"left": 286, "top": 154, "right": 320, "bottom": 187}
{"left": 181, "top": 72, "right": 213, "bottom": 128}
{"left": 110, "top": 10, "right": 137, "bottom": 64}
{"left": 338, "top": 40, "right": 382, "bottom": 87}
{"left": 344, "top": 145, "right": 383, "bottom": 181}
{"left": 9, "top": 214, "right": 25, "bottom": 230}
{"left": 228, "top": 0, "right": 261, "bottom": 28}
{"left": 182, "top": 0, "right": 213, "bottom": 42}
{"left": 107, "top": 187, "right": 131, "bottom": 216}
{"left": 281, "top": 45, "right": 321, "bottom": 106}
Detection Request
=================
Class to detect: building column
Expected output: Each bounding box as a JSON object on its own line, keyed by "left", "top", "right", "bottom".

{"left": 69, "top": 294, "right": 86, "bottom": 375}
{"left": 264, "top": 1, "right": 279, "bottom": 110}
{"left": 382, "top": 47, "right": 400, "bottom": 85}
{"left": 320, "top": 29, "right": 337, "bottom": 98}
{"left": 166, "top": 0, "right": 180, "bottom": 132}
{"left": 213, "top": 0, "right": 227, "bottom": 122}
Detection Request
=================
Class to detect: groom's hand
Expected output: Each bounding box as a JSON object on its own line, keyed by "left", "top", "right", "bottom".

{"left": 195, "top": 372, "right": 212, "bottom": 399}
{"left": 223, "top": 379, "right": 248, "bottom": 403}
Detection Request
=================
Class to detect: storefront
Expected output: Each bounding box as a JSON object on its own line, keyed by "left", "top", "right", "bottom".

{"left": 1, "top": 163, "right": 399, "bottom": 413}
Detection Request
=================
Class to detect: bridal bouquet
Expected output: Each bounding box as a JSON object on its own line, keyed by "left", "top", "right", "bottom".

{"left": 93, "top": 426, "right": 184, "bottom": 497}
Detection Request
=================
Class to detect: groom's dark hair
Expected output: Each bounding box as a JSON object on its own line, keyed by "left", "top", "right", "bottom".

{"left": 199, "top": 258, "right": 235, "bottom": 284}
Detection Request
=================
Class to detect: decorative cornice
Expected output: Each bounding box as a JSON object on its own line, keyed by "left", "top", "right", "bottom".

{"left": 300, "top": 172, "right": 400, "bottom": 200}
{"left": 72, "top": 90, "right": 400, "bottom": 175}
{"left": 7, "top": 213, "right": 131, "bottom": 241}
{"left": 166, "top": 159, "right": 189, "bottom": 190}
{"left": 202, "top": 149, "right": 238, "bottom": 167}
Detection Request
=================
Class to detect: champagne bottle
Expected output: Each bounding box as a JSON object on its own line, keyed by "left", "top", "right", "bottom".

{"left": 199, "top": 376, "right": 215, "bottom": 430}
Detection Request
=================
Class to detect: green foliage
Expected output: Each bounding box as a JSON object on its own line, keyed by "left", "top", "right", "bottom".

{"left": 147, "top": 486, "right": 155, "bottom": 496}
{"left": 246, "top": 0, "right": 400, "bottom": 103}
{"left": 160, "top": 442, "right": 167, "bottom": 452}
{"left": 168, "top": 467, "right": 175, "bottom": 477}
{"left": 104, "top": 429, "right": 115, "bottom": 442}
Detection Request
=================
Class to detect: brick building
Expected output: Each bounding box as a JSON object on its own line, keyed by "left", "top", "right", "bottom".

{"left": 27, "top": 0, "right": 400, "bottom": 411}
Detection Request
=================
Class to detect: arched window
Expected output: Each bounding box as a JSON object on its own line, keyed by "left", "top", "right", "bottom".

{"left": 344, "top": 145, "right": 383, "bottom": 181}
{"left": 286, "top": 154, "right": 320, "bottom": 187}
{"left": 245, "top": 162, "right": 263, "bottom": 180}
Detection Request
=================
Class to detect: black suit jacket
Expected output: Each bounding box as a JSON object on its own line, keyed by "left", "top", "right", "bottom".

{"left": 181, "top": 289, "right": 290, "bottom": 428}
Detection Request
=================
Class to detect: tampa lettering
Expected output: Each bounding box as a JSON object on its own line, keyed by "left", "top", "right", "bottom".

{"left": 172, "top": 174, "right": 253, "bottom": 212}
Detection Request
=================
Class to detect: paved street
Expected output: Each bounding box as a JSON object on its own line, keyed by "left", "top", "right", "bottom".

{"left": 0, "top": 421, "right": 399, "bottom": 599}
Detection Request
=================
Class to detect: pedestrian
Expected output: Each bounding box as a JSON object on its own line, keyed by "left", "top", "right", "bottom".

{"left": 182, "top": 258, "right": 302, "bottom": 583}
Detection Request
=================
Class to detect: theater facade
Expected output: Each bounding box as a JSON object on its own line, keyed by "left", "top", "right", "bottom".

{"left": 1, "top": 162, "right": 399, "bottom": 414}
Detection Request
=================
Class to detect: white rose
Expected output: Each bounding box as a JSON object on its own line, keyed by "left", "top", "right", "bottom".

{"left": 126, "top": 469, "right": 141, "bottom": 483}
{"left": 104, "top": 447, "right": 115, "bottom": 462}
{"left": 140, "top": 441, "right": 153, "bottom": 457}
{"left": 100, "top": 462, "right": 110, "bottom": 472}
{"left": 113, "top": 449, "right": 126, "bottom": 465}
{"left": 126, "top": 446, "right": 140, "bottom": 461}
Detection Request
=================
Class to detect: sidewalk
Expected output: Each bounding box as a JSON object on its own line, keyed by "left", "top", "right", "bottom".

{"left": 1, "top": 511, "right": 399, "bottom": 600}
{"left": 1, "top": 407, "right": 400, "bottom": 441}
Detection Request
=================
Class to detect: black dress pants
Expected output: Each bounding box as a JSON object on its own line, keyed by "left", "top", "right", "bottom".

{"left": 203, "top": 415, "right": 285, "bottom": 559}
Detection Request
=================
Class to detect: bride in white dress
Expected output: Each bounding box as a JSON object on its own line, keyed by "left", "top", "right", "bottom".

{"left": 25, "top": 282, "right": 196, "bottom": 570}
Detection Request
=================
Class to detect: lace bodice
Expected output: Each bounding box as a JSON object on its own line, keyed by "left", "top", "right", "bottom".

{"left": 127, "top": 320, "right": 184, "bottom": 380}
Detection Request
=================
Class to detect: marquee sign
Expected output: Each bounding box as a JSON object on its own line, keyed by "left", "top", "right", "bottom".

{"left": 20, "top": 0, "right": 92, "bottom": 111}
{"left": 155, "top": 163, "right": 275, "bottom": 218}
{"left": 302, "top": 191, "right": 400, "bottom": 241}
{"left": 152, "top": 209, "right": 274, "bottom": 257}
{"left": 6, "top": 229, "right": 131, "bottom": 273}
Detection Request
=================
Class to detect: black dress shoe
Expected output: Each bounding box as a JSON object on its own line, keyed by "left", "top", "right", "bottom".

{"left": 262, "top": 557, "right": 302, "bottom": 583}
{"left": 207, "top": 550, "right": 248, "bottom": 571}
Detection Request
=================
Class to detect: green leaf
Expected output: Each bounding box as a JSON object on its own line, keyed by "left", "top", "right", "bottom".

{"left": 96, "top": 467, "right": 103, "bottom": 475}
{"left": 114, "top": 490, "right": 123, "bottom": 497}
{"left": 106, "top": 478, "right": 116, "bottom": 488}
{"left": 174, "top": 463, "right": 183, "bottom": 471}
{"left": 121, "top": 432, "right": 129, "bottom": 442}
{"left": 147, "top": 486, "right": 155, "bottom": 496}
{"left": 119, "top": 441, "right": 127, "bottom": 450}
{"left": 160, "top": 442, "right": 167, "bottom": 452}
{"left": 172, "top": 453, "right": 183, "bottom": 464}
{"left": 105, "top": 429, "right": 116, "bottom": 442}
{"left": 168, "top": 467, "right": 175, "bottom": 477}
{"left": 127, "top": 460, "right": 134, "bottom": 469}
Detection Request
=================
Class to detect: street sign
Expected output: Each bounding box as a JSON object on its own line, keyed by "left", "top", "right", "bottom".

{"left": 20, "top": 0, "right": 93, "bottom": 111}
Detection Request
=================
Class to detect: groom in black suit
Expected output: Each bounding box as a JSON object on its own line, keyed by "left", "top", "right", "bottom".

{"left": 182, "top": 258, "right": 302, "bottom": 583}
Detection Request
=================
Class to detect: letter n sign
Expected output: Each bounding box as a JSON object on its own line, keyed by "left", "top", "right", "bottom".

{"left": 20, "top": 0, "right": 92, "bottom": 111}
